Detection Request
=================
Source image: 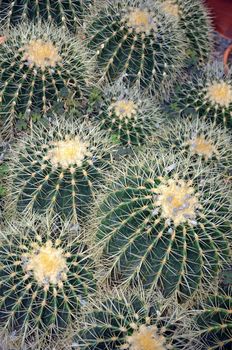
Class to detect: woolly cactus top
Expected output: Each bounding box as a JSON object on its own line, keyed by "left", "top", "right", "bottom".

{"left": 205, "top": 81, "right": 232, "bottom": 108}
{"left": 127, "top": 324, "right": 166, "bottom": 350}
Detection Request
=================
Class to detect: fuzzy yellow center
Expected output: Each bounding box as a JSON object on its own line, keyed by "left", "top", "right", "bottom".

{"left": 188, "top": 136, "right": 216, "bottom": 160}
{"left": 153, "top": 178, "right": 199, "bottom": 226}
{"left": 127, "top": 325, "right": 166, "bottom": 350}
{"left": 161, "top": 1, "right": 179, "bottom": 18}
{"left": 22, "top": 39, "right": 61, "bottom": 69}
{"left": 125, "top": 9, "right": 156, "bottom": 34}
{"left": 46, "top": 136, "right": 91, "bottom": 169}
{"left": 24, "top": 241, "right": 68, "bottom": 289}
{"left": 205, "top": 81, "right": 232, "bottom": 108}
{"left": 110, "top": 99, "right": 138, "bottom": 119}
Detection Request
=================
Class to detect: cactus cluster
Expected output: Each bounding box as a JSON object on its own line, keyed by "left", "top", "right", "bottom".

{"left": 0, "top": 21, "right": 92, "bottom": 135}
{"left": 75, "top": 289, "right": 197, "bottom": 350}
{"left": 9, "top": 119, "right": 113, "bottom": 222}
{"left": 0, "top": 215, "right": 96, "bottom": 348}
{"left": 95, "top": 153, "right": 232, "bottom": 301}
{"left": 85, "top": 0, "right": 186, "bottom": 92}
{"left": 174, "top": 65, "right": 232, "bottom": 128}
{"left": 95, "top": 79, "right": 162, "bottom": 146}
{"left": 159, "top": 0, "right": 213, "bottom": 64}
{"left": 0, "top": 0, "right": 93, "bottom": 30}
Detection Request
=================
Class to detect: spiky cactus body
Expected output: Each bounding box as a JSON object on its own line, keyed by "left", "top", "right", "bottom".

{"left": 0, "top": 215, "right": 96, "bottom": 349}
{"left": 95, "top": 79, "right": 162, "bottom": 146}
{"left": 75, "top": 289, "right": 197, "bottom": 350}
{"left": 0, "top": 21, "right": 92, "bottom": 136}
{"left": 0, "top": 0, "right": 93, "bottom": 30}
{"left": 174, "top": 65, "right": 232, "bottom": 128}
{"left": 159, "top": 0, "right": 213, "bottom": 64}
{"left": 86, "top": 0, "right": 186, "bottom": 92}
{"left": 8, "top": 119, "right": 113, "bottom": 222}
{"left": 196, "top": 290, "right": 232, "bottom": 349}
{"left": 95, "top": 153, "right": 232, "bottom": 301}
{"left": 152, "top": 117, "right": 232, "bottom": 173}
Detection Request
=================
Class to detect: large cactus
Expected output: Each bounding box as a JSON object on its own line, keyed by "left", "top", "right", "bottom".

{"left": 85, "top": 0, "right": 186, "bottom": 92}
{"left": 8, "top": 118, "right": 113, "bottom": 222}
{"left": 152, "top": 116, "right": 232, "bottom": 173}
{"left": 196, "top": 289, "right": 232, "bottom": 349}
{"left": 0, "top": 0, "right": 93, "bottom": 30}
{"left": 95, "top": 79, "right": 162, "bottom": 146}
{"left": 0, "top": 215, "right": 96, "bottom": 349}
{"left": 174, "top": 64, "right": 232, "bottom": 128}
{"left": 0, "top": 21, "right": 92, "bottom": 136}
{"left": 75, "top": 289, "right": 198, "bottom": 350}
{"left": 159, "top": 0, "right": 213, "bottom": 64}
{"left": 95, "top": 153, "right": 232, "bottom": 302}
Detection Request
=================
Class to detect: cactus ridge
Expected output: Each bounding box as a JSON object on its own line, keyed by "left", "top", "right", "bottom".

{"left": 86, "top": 0, "right": 186, "bottom": 92}
{"left": 96, "top": 78, "right": 162, "bottom": 146}
{"left": 0, "top": 215, "right": 96, "bottom": 348}
{"left": 8, "top": 119, "right": 113, "bottom": 222}
{"left": 174, "top": 64, "right": 232, "bottom": 129}
{"left": 0, "top": 21, "right": 92, "bottom": 135}
{"left": 0, "top": 0, "right": 93, "bottom": 30}
{"left": 95, "top": 153, "right": 232, "bottom": 301}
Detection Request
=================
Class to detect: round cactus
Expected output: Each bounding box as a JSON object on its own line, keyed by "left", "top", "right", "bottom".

{"left": 196, "top": 289, "right": 232, "bottom": 349}
{"left": 75, "top": 288, "right": 198, "bottom": 350}
{"left": 0, "top": 0, "right": 93, "bottom": 30}
{"left": 94, "top": 79, "right": 162, "bottom": 146}
{"left": 8, "top": 118, "right": 113, "bottom": 222}
{"left": 0, "top": 215, "right": 96, "bottom": 349}
{"left": 151, "top": 116, "right": 232, "bottom": 173}
{"left": 85, "top": 0, "right": 186, "bottom": 92}
{"left": 0, "top": 21, "right": 92, "bottom": 136}
{"left": 95, "top": 153, "right": 232, "bottom": 302}
{"left": 158, "top": 0, "right": 213, "bottom": 64}
{"left": 174, "top": 64, "right": 232, "bottom": 128}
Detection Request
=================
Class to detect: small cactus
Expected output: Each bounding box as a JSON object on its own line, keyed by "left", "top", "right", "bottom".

{"left": 95, "top": 79, "right": 162, "bottom": 146}
{"left": 152, "top": 116, "right": 232, "bottom": 172}
{"left": 0, "top": 215, "right": 96, "bottom": 349}
{"left": 174, "top": 64, "right": 232, "bottom": 128}
{"left": 95, "top": 153, "right": 232, "bottom": 301}
{"left": 0, "top": 0, "right": 93, "bottom": 30}
{"left": 159, "top": 0, "right": 213, "bottom": 64}
{"left": 196, "top": 289, "right": 232, "bottom": 349}
{"left": 0, "top": 21, "right": 92, "bottom": 135}
{"left": 86, "top": 0, "right": 186, "bottom": 92}
{"left": 75, "top": 288, "right": 198, "bottom": 350}
{"left": 8, "top": 118, "right": 113, "bottom": 222}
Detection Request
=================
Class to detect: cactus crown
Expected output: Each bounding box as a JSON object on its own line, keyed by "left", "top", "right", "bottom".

{"left": 160, "top": 1, "right": 179, "bottom": 18}
{"left": 127, "top": 325, "right": 166, "bottom": 350}
{"left": 124, "top": 8, "right": 157, "bottom": 34}
{"left": 205, "top": 81, "right": 232, "bottom": 108}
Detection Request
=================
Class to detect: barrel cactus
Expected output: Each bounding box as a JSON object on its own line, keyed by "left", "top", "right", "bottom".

{"left": 159, "top": 0, "right": 213, "bottom": 64}
{"left": 75, "top": 289, "right": 198, "bottom": 350}
{"left": 86, "top": 0, "right": 186, "bottom": 92}
{"left": 196, "top": 289, "right": 232, "bottom": 349}
{"left": 95, "top": 153, "right": 232, "bottom": 302}
{"left": 152, "top": 116, "right": 232, "bottom": 172}
{"left": 8, "top": 118, "right": 113, "bottom": 222}
{"left": 0, "top": 21, "right": 92, "bottom": 136}
{"left": 95, "top": 79, "right": 162, "bottom": 146}
{"left": 174, "top": 64, "right": 232, "bottom": 128}
{"left": 0, "top": 0, "right": 93, "bottom": 30}
{"left": 0, "top": 215, "right": 96, "bottom": 349}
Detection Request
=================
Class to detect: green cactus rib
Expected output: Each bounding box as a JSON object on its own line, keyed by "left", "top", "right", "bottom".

{"left": 0, "top": 0, "right": 93, "bottom": 29}
{"left": 9, "top": 119, "right": 113, "bottom": 222}
{"left": 86, "top": 0, "right": 186, "bottom": 92}
{"left": 75, "top": 290, "right": 197, "bottom": 350}
{"left": 96, "top": 79, "right": 162, "bottom": 146}
{"left": 159, "top": 0, "right": 213, "bottom": 64}
{"left": 0, "top": 21, "right": 92, "bottom": 134}
{"left": 152, "top": 116, "right": 232, "bottom": 173}
{"left": 174, "top": 64, "right": 232, "bottom": 129}
{"left": 196, "top": 291, "right": 232, "bottom": 349}
{"left": 0, "top": 215, "right": 96, "bottom": 348}
{"left": 96, "top": 155, "right": 232, "bottom": 301}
